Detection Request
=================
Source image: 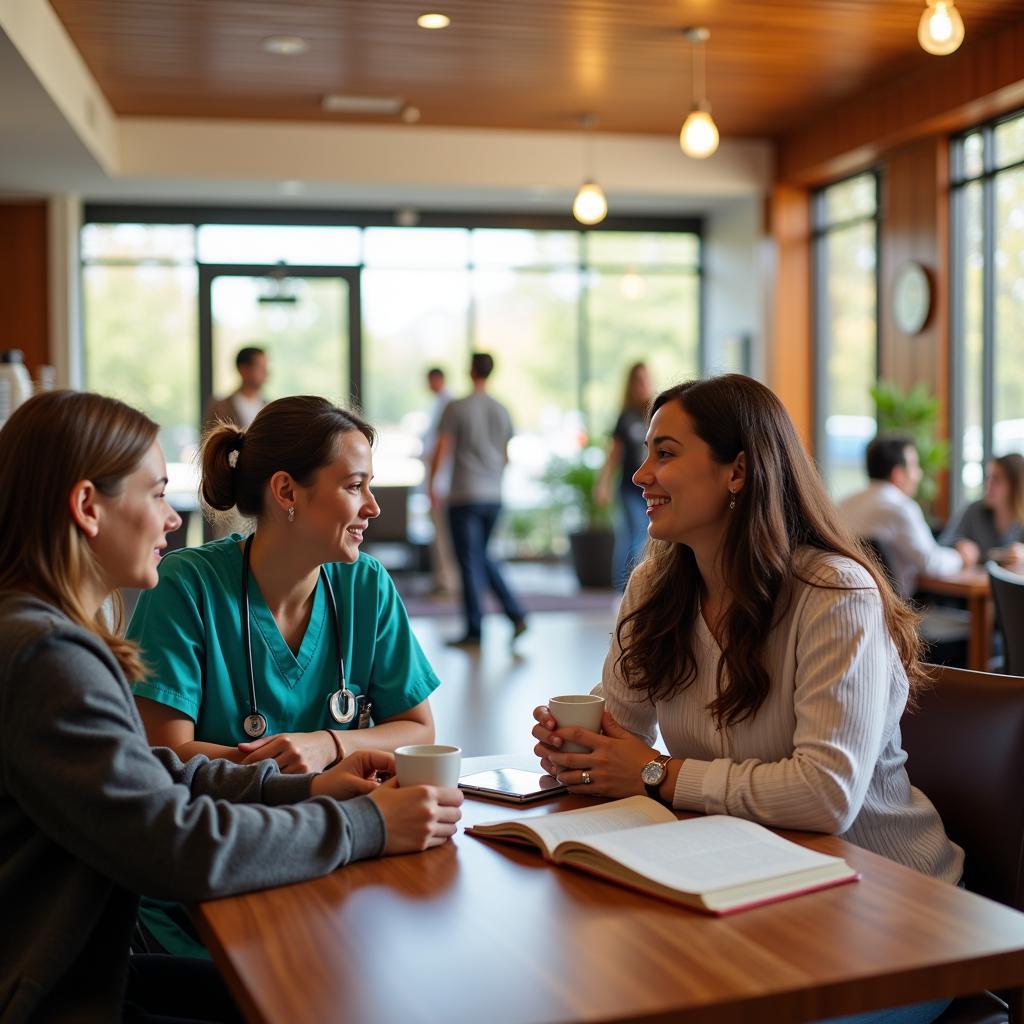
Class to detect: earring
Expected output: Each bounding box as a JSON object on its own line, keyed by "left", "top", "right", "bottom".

{"left": 728, "top": 492, "right": 736, "bottom": 511}
{"left": 287, "top": 506, "right": 295, "bottom": 523}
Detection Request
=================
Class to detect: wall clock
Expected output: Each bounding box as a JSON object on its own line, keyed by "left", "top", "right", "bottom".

{"left": 892, "top": 261, "right": 932, "bottom": 335}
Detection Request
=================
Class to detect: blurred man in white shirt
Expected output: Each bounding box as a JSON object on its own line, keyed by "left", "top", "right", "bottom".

{"left": 838, "top": 436, "right": 979, "bottom": 598}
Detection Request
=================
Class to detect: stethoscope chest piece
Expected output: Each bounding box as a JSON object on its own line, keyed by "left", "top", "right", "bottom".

{"left": 243, "top": 712, "right": 268, "bottom": 739}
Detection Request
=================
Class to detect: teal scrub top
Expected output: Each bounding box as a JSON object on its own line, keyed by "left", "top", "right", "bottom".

{"left": 127, "top": 536, "right": 441, "bottom": 959}
{"left": 128, "top": 535, "right": 440, "bottom": 742}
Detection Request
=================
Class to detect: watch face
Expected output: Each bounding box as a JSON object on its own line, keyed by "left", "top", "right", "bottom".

{"left": 641, "top": 760, "right": 666, "bottom": 785}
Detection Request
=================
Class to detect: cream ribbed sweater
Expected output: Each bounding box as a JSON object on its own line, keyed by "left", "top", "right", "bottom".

{"left": 599, "top": 550, "right": 963, "bottom": 883}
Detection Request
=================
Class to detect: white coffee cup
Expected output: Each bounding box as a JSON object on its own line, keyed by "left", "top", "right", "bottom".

{"left": 395, "top": 744, "right": 462, "bottom": 787}
{"left": 548, "top": 694, "right": 605, "bottom": 753}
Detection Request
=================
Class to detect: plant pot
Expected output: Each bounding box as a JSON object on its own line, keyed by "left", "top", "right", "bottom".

{"left": 568, "top": 529, "right": 615, "bottom": 589}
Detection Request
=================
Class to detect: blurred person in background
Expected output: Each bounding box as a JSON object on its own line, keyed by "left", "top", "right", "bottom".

{"left": 421, "top": 367, "right": 458, "bottom": 596}
{"left": 595, "top": 362, "right": 655, "bottom": 589}
{"left": 940, "top": 453, "right": 1024, "bottom": 567}
{"left": 837, "top": 435, "right": 976, "bottom": 598}
{"left": 203, "top": 345, "right": 268, "bottom": 432}
{"left": 428, "top": 352, "right": 526, "bottom": 648}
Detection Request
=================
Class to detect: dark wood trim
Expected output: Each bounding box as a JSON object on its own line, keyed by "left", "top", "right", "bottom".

{"left": 83, "top": 203, "right": 702, "bottom": 235}
{"left": 779, "top": 17, "right": 1024, "bottom": 186}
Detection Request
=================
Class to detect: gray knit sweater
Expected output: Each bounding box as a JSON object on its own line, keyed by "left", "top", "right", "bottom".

{"left": 0, "top": 593, "right": 385, "bottom": 1023}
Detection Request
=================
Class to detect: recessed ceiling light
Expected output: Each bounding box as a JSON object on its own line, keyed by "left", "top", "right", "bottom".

{"left": 417, "top": 13, "right": 450, "bottom": 29}
{"left": 262, "top": 35, "right": 309, "bottom": 55}
{"left": 321, "top": 94, "right": 406, "bottom": 115}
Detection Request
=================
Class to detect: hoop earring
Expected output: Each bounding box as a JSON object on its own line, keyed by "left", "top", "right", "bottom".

{"left": 287, "top": 506, "right": 295, "bottom": 523}
{"left": 728, "top": 493, "right": 736, "bottom": 511}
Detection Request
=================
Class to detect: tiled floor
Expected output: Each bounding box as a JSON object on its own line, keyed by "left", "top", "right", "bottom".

{"left": 410, "top": 607, "right": 620, "bottom": 758}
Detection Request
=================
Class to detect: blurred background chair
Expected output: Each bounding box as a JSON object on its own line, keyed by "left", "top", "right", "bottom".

{"left": 987, "top": 562, "right": 1024, "bottom": 678}
{"left": 862, "top": 537, "right": 970, "bottom": 667}
{"left": 901, "top": 664, "right": 1024, "bottom": 1023}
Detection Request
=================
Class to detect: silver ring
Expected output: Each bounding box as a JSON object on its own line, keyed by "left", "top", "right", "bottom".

{"left": 581, "top": 770, "right": 592, "bottom": 785}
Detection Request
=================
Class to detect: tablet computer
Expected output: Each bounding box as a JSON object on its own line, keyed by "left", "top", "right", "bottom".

{"left": 458, "top": 768, "right": 566, "bottom": 803}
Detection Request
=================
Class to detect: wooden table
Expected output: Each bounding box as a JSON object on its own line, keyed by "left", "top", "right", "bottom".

{"left": 194, "top": 758, "right": 1024, "bottom": 1024}
{"left": 916, "top": 567, "right": 993, "bottom": 671}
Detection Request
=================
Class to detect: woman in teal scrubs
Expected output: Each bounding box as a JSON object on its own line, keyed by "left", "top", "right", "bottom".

{"left": 128, "top": 394, "right": 441, "bottom": 954}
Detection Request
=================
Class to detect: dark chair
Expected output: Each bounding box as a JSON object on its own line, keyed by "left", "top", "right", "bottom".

{"left": 861, "top": 537, "right": 970, "bottom": 666}
{"left": 988, "top": 561, "right": 1024, "bottom": 678}
{"left": 900, "top": 664, "right": 1024, "bottom": 1023}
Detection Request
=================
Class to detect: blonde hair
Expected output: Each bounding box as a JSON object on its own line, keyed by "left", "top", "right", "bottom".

{"left": 0, "top": 391, "right": 158, "bottom": 680}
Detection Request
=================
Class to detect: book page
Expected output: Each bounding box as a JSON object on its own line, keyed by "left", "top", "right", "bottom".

{"left": 475, "top": 796, "right": 676, "bottom": 855}
{"left": 559, "top": 815, "right": 847, "bottom": 895}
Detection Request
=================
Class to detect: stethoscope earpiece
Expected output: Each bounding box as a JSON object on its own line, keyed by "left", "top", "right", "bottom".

{"left": 239, "top": 534, "right": 362, "bottom": 739}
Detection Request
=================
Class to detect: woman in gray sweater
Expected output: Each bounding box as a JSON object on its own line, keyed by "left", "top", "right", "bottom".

{"left": 0, "top": 391, "right": 462, "bottom": 1023}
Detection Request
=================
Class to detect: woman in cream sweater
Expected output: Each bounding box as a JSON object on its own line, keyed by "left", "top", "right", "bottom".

{"left": 533, "top": 375, "right": 961, "bottom": 1024}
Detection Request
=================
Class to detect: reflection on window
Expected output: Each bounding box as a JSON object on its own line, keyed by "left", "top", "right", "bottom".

{"left": 814, "top": 172, "right": 879, "bottom": 499}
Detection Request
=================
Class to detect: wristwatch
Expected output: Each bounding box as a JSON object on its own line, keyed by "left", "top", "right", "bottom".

{"left": 641, "top": 754, "right": 672, "bottom": 801}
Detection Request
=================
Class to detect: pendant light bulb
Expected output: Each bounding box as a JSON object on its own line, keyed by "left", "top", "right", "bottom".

{"left": 918, "top": 0, "right": 965, "bottom": 55}
{"left": 573, "top": 180, "right": 608, "bottom": 226}
{"left": 680, "top": 108, "right": 719, "bottom": 159}
{"left": 680, "top": 27, "right": 719, "bottom": 159}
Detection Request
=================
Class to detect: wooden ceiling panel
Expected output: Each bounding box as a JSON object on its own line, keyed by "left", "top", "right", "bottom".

{"left": 49, "top": 0, "right": 1024, "bottom": 139}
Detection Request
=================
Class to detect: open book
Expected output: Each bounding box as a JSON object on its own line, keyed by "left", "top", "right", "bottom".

{"left": 467, "top": 796, "right": 858, "bottom": 915}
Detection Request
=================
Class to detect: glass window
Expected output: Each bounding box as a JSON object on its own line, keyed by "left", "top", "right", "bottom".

{"left": 363, "top": 227, "right": 470, "bottom": 268}
{"left": 471, "top": 230, "right": 579, "bottom": 267}
{"left": 995, "top": 117, "right": 1024, "bottom": 170}
{"left": 822, "top": 174, "right": 877, "bottom": 225}
{"left": 585, "top": 269, "right": 700, "bottom": 438}
{"left": 960, "top": 181, "right": 985, "bottom": 496}
{"left": 362, "top": 268, "right": 471, "bottom": 485}
{"left": 82, "top": 263, "right": 199, "bottom": 470}
{"left": 586, "top": 231, "right": 700, "bottom": 268}
{"left": 197, "top": 225, "right": 361, "bottom": 265}
{"left": 209, "top": 275, "right": 350, "bottom": 404}
{"left": 474, "top": 268, "right": 582, "bottom": 506}
{"left": 962, "top": 132, "right": 984, "bottom": 180}
{"left": 81, "top": 223, "right": 195, "bottom": 263}
{"left": 814, "top": 172, "right": 879, "bottom": 499}
{"left": 952, "top": 108, "right": 1024, "bottom": 510}
{"left": 80, "top": 218, "right": 702, "bottom": 552}
{"left": 994, "top": 166, "right": 1024, "bottom": 458}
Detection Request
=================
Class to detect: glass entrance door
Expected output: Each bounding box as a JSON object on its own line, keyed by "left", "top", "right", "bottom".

{"left": 199, "top": 264, "right": 361, "bottom": 415}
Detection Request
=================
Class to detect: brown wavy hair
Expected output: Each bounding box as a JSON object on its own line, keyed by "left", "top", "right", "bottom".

{"left": 201, "top": 395, "right": 376, "bottom": 521}
{"left": 616, "top": 375, "right": 925, "bottom": 727}
{"left": 0, "top": 390, "right": 157, "bottom": 680}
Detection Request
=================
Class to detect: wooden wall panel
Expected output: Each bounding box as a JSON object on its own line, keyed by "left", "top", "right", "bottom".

{"left": 0, "top": 202, "right": 49, "bottom": 377}
{"left": 765, "top": 184, "right": 813, "bottom": 451}
{"left": 879, "top": 137, "right": 951, "bottom": 512}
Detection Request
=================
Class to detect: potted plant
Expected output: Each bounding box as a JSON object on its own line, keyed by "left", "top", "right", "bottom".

{"left": 543, "top": 448, "right": 615, "bottom": 588}
{"left": 870, "top": 381, "right": 948, "bottom": 519}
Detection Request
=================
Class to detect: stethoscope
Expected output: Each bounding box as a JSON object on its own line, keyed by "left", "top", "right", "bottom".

{"left": 240, "top": 534, "right": 370, "bottom": 739}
